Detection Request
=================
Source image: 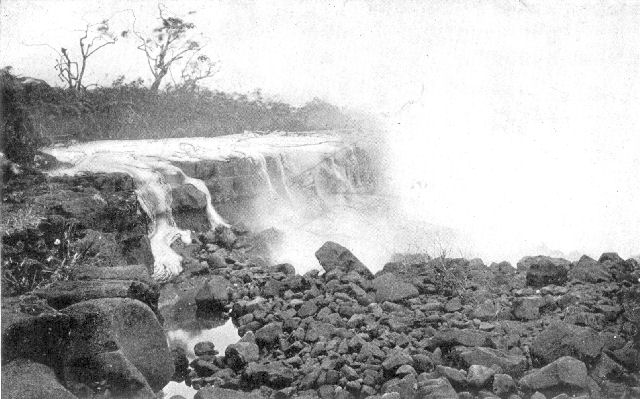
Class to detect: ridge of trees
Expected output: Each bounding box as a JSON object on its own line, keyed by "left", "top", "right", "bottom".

{"left": 1, "top": 67, "right": 365, "bottom": 164}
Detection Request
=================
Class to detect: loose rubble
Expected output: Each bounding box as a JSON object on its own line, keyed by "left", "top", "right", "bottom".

{"left": 174, "top": 234, "right": 640, "bottom": 399}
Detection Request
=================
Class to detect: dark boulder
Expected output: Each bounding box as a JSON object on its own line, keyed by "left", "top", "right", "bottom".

{"left": 61, "top": 298, "right": 173, "bottom": 394}
{"left": 315, "top": 241, "right": 372, "bottom": 278}
{"left": 195, "top": 276, "right": 231, "bottom": 313}
{"left": 522, "top": 256, "right": 569, "bottom": 287}
{"left": 1, "top": 358, "right": 77, "bottom": 399}
{"left": 225, "top": 342, "right": 260, "bottom": 370}
{"left": 172, "top": 183, "right": 208, "bottom": 210}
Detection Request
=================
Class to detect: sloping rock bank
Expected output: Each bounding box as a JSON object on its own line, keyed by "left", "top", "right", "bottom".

{"left": 175, "top": 241, "right": 640, "bottom": 399}
{"left": 2, "top": 171, "right": 173, "bottom": 398}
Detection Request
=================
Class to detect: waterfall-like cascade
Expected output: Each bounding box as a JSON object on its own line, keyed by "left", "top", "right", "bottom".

{"left": 44, "top": 131, "right": 374, "bottom": 281}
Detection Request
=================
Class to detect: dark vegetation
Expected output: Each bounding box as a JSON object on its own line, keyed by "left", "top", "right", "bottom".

{"left": 1, "top": 67, "right": 363, "bottom": 165}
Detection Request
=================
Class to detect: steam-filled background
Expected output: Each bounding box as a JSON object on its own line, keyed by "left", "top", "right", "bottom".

{"left": 2, "top": 0, "right": 639, "bottom": 265}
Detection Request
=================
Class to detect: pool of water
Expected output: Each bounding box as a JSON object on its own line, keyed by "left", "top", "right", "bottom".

{"left": 159, "top": 278, "right": 241, "bottom": 399}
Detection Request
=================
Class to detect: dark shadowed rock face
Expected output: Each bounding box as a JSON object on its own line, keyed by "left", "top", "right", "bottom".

{"left": 315, "top": 241, "right": 373, "bottom": 278}
{"left": 1, "top": 359, "right": 77, "bottom": 399}
{"left": 523, "top": 256, "right": 569, "bottom": 287}
{"left": 62, "top": 298, "right": 173, "bottom": 394}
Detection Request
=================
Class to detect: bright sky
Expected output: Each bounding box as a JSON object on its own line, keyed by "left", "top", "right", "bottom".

{"left": 2, "top": 0, "right": 639, "bottom": 261}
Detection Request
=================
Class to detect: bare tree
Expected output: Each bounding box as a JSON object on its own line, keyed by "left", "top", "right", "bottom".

{"left": 180, "top": 53, "right": 218, "bottom": 90}
{"left": 53, "top": 20, "right": 119, "bottom": 92}
{"left": 135, "top": 5, "right": 214, "bottom": 92}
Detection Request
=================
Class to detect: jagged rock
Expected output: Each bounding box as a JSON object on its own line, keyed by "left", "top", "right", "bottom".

{"left": 432, "top": 328, "right": 494, "bottom": 348}
{"left": 215, "top": 225, "right": 237, "bottom": 249}
{"left": 530, "top": 321, "right": 604, "bottom": 364}
{"left": 372, "top": 273, "right": 419, "bottom": 303}
{"left": 492, "top": 373, "right": 516, "bottom": 396}
{"left": 522, "top": 256, "right": 568, "bottom": 287}
{"left": 244, "top": 361, "right": 295, "bottom": 388}
{"left": 383, "top": 374, "right": 418, "bottom": 397}
{"left": 171, "top": 347, "right": 189, "bottom": 382}
{"left": 2, "top": 358, "right": 77, "bottom": 399}
{"left": 315, "top": 241, "right": 373, "bottom": 278}
{"left": 417, "top": 377, "right": 458, "bottom": 399}
{"left": 568, "top": 255, "right": 611, "bottom": 283}
{"left": 298, "top": 300, "right": 319, "bottom": 318}
{"left": 195, "top": 276, "right": 231, "bottom": 313}
{"left": 467, "top": 364, "right": 496, "bottom": 388}
{"left": 1, "top": 297, "right": 72, "bottom": 368}
{"left": 194, "top": 386, "right": 267, "bottom": 399}
{"left": 194, "top": 341, "right": 218, "bottom": 357}
{"left": 454, "top": 346, "right": 528, "bottom": 377}
{"left": 382, "top": 350, "right": 414, "bottom": 372}
{"left": 61, "top": 298, "right": 173, "bottom": 394}
{"left": 206, "top": 252, "right": 227, "bottom": 269}
{"left": 445, "top": 297, "right": 462, "bottom": 312}
{"left": 273, "top": 263, "right": 296, "bottom": 275}
{"left": 255, "top": 322, "right": 283, "bottom": 347}
{"left": 519, "top": 356, "right": 588, "bottom": 391}
{"left": 517, "top": 256, "right": 570, "bottom": 274}
{"left": 172, "top": 183, "right": 208, "bottom": 209}
{"left": 436, "top": 365, "right": 467, "bottom": 388}
{"left": 225, "top": 342, "right": 260, "bottom": 370}
{"left": 512, "top": 296, "right": 544, "bottom": 320}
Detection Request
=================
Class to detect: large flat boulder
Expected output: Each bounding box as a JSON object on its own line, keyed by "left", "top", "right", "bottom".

{"left": 315, "top": 241, "right": 373, "bottom": 278}
{"left": 62, "top": 298, "right": 173, "bottom": 395}
{"left": 33, "top": 279, "right": 159, "bottom": 313}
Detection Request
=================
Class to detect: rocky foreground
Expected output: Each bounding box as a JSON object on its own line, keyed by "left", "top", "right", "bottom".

{"left": 2, "top": 171, "right": 639, "bottom": 399}
{"left": 168, "top": 232, "right": 640, "bottom": 399}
